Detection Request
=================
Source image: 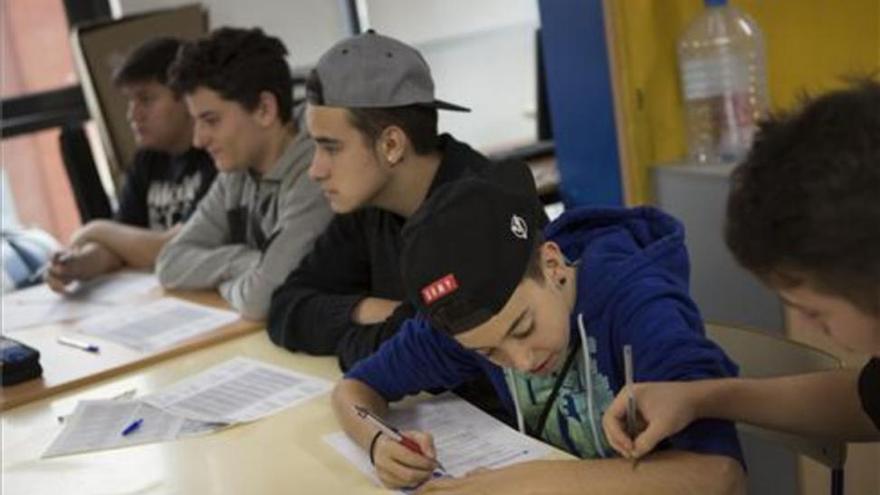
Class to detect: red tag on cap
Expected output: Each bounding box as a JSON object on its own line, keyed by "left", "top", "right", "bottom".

{"left": 421, "top": 274, "right": 459, "bottom": 305}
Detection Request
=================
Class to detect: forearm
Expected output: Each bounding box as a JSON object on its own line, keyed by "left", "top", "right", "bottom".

{"left": 74, "top": 242, "right": 124, "bottom": 276}
{"left": 79, "top": 220, "right": 179, "bottom": 269}
{"left": 498, "top": 452, "right": 743, "bottom": 495}
{"left": 332, "top": 379, "right": 390, "bottom": 450}
{"left": 697, "top": 369, "right": 878, "bottom": 440}
{"left": 351, "top": 297, "right": 402, "bottom": 325}
{"left": 337, "top": 303, "right": 415, "bottom": 371}
{"left": 157, "top": 242, "right": 258, "bottom": 290}
{"left": 219, "top": 268, "right": 281, "bottom": 321}
{"left": 267, "top": 286, "right": 364, "bottom": 353}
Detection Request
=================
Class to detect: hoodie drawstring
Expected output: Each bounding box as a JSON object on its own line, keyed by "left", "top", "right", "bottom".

{"left": 578, "top": 313, "right": 608, "bottom": 458}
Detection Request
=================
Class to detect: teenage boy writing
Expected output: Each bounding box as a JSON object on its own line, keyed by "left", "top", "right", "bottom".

{"left": 603, "top": 81, "right": 880, "bottom": 460}
{"left": 332, "top": 176, "right": 746, "bottom": 494}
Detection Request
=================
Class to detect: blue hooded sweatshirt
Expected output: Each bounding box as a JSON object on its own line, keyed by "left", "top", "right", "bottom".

{"left": 347, "top": 206, "right": 744, "bottom": 464}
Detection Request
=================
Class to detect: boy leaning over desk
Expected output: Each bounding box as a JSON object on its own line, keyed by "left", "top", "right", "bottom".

{"left": 603, "top": 80, "right": 880, "bottom": 461}
{"left": 331, "top": 173, "right": 746, "bottom": 494}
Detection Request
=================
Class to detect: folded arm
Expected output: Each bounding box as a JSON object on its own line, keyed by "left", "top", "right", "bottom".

{"left": 160, "top": 176, "right": 332, "bottom": 320}
{"left": 73, "top": 219, "right": 180, "bottom": 269}
{"left": 156, "top": 179, "right": 257, "bottom": 292}
{"left": 267, "top": 213, "right": 412, "bottom": 363}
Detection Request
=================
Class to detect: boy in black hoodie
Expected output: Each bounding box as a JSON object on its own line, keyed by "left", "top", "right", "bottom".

{"left": 267, "top": 31, "right": 538, "bottom": 382}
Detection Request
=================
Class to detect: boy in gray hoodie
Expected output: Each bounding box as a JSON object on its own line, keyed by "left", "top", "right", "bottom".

{"left": 157, "top": 27, "right": 332, "bottom": 320}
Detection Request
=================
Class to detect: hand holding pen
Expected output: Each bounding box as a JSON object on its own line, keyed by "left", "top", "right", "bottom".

{"left": 30, "top": 251, "right": 73, "bottom": 284}
{"left": 41, "top": 251, "right": 79, "bottom": 293}
{"left": 353, "top": 405, "right": 447, "bottom": 488}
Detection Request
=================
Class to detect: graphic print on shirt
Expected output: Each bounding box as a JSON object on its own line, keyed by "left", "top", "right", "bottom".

{"left": 146, "top": 172, "right": 206, "bottom": 229}
{"left": 511, "top": 335, "right": 616, "bottom": 458}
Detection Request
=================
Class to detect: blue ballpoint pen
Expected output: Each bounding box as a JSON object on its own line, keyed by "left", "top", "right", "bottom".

{"left": 121, "top": 418, "right": 144, "bottom": 436}
{"left": 57, "top": 336, "right": 100, "bottom": 353}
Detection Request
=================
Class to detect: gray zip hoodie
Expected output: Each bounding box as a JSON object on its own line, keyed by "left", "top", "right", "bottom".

{"left": 156, "top": 107, "right": 332, "bottom": 320}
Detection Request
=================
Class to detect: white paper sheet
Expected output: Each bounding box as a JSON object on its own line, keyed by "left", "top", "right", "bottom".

{"left": 1, "top": 271, "right": 159, "bottom": 332}
{"left": 1, "top": 293, "right": 107, "bottom": 332}
{"left": 42, "top": 399, "right": 222, "bottom": 458}
{"left": 324, "top": 393, "right": 551, "bottom": 488}
{"left": 69, "top": 271, "right": 160, "bottom": 303}
{"left": 143, "top": 357, "right": 333, "bottom": 423}
{"left": 74, "top": 297, "right": 238, "bottom": 352}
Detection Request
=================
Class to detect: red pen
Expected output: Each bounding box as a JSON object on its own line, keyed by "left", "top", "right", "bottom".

{"left": 353, "top": 405, "right": 447, "bottom": 472}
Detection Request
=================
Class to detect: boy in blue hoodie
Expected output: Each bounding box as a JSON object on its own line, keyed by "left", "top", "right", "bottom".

{"left": 331, "top": 176, "right": 746, "bottom": 493}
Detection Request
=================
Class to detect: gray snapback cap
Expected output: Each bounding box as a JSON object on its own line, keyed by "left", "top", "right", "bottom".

{"left": 309, "top": 30, "right": 470, "bottom": 112}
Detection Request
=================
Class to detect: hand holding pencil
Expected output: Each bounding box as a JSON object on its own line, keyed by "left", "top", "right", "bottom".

{"left": 602, "top": 378, "right": 704, "bottom": 460}
{"left": 353, "top": 405, "right": 445, "bottom": 489}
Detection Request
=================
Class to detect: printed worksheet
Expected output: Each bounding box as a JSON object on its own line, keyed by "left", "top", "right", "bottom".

{"left": 42, "top": 399, "right": 222, "bottom": 458}
{"left": 74, "top": 297, "right": 238, "bottom": 352}
{"left": 70, "top": 270, "right": 160, "bottom": 303}
{"left": 323, "top": 393, "right": 551, "bottom": 488}
{"left": 1, "top": 271, "right": 159, "bottom": 332}
{"left": 1, "top": 292, "right": 107, "bottom": 332}
{"left": 143, "top": 357, "right": 333, "bottom": 423}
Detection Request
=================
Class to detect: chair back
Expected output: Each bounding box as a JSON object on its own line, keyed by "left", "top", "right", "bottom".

{"left": 705, "top": 322, "right": 847, "bottom": 470}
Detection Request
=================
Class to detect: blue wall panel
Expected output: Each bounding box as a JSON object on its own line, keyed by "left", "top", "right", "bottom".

{"left": 539, "top": 0, "right": 623, "bottom": 207}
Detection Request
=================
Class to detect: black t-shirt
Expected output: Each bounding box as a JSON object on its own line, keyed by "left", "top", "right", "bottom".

{"left": 115, "top": 148, "right": 216, "bottom": 230}
{"left": 858, "top": 358, "right": 880, "bottom": 430}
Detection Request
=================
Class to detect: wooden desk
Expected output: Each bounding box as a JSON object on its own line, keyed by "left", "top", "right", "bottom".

{"left": 2, "top": 332, "right": 570, "bottom": 495}
{"left": 1, "top": 286, "right": 260, "bottom": 411}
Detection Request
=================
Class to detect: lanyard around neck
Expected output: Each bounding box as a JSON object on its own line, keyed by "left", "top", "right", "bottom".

{"left": 526, "top": 334, "right": 581, "bottom": 439}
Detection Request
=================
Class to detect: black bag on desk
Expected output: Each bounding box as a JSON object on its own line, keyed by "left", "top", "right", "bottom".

{"left": 1, "top": 335, "right": 42, "bottom": 386}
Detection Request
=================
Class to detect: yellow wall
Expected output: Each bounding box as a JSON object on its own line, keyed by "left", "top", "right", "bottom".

{"left": 605, "top": 0, "right": 880, "bottom": 204}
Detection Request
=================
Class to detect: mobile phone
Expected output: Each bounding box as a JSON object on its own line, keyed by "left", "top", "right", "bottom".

{"left": 1, "top": 335, "right": 43, "bottom": 386}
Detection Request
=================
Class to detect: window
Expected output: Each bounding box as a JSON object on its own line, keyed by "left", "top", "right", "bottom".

{"left": 1, "top": 0, "right": 78, "bottom": 97}
{"left": 1, "top": 0, "right": 101, "bottom": 242}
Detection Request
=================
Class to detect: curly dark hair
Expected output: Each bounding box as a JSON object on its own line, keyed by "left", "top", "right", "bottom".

{"left": 305, "top": 69, "right": 439, "bottom": 154}
{"left": 725, "top": 79, "right": 880, "bottom": 314}
{"left": 168, "top": 27, "right": 294, "bottom": 123}
{"left": 113, "top": 37, "right": 182, "bottom": 86}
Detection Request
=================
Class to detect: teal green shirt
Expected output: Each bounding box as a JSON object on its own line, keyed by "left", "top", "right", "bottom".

{"left": 508, "top": 335, "right": 616, "bottom": 458}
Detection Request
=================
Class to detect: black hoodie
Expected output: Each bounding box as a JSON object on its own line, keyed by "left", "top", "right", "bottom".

{"left": 268, "top": 134, "right": 537, "bottom": 375}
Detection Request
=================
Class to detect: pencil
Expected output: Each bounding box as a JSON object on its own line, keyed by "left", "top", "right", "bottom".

{"left": 623, "top": 344, "right": 638, "bottom": 470}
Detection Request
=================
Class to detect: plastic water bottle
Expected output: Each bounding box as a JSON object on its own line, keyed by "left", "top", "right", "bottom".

{"left": 678, "top": 0, "right": 769, "bottom": 164}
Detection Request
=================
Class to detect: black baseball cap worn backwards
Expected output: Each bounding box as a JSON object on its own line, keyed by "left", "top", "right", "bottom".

{"left": 308, "top": 30, "right": 470, "bottom": 112}
{"left": 401, "top": 177, "right": 542, "bottom": 335}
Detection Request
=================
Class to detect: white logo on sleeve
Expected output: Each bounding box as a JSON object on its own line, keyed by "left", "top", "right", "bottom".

{"left": 510, "top": 214, "right": 528, "bottom": 240}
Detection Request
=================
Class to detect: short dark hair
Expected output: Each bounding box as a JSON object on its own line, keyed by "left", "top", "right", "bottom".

{"left": 523, "top": 233, "right": 546, "bottom": 283}
{"left": 113, "top": 37, "right": 182, "bottom": 86}
{"left": 305, "top": 69, "right": 439, "bottom": 154}
{"left": 168, "top": 27, "right": 294, "bottom": 123}
{"left": 725, "top": 79, "right": 880, "bottom": 315}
